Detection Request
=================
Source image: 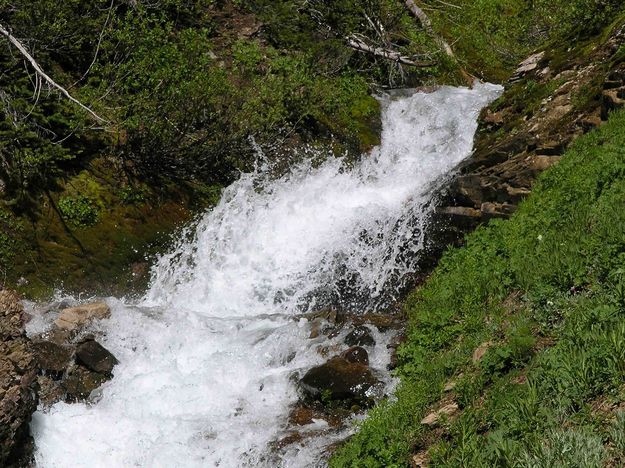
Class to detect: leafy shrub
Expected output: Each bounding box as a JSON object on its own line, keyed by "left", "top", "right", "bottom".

{"left": 118, "top": 186, "right": 147, "bottom": 205}
{"left": 480, "top": 325, "right": 535, "bottom": 378}
{"left": 58, "top": 195, "right": 99, "bottom": 227}
{"left": 521, "top": 429, "right": 606, "bottom": 468}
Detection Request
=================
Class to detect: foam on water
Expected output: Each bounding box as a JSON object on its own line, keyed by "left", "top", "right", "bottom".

{"left": 31, "top": 83, "right": 501, "bottom": 467}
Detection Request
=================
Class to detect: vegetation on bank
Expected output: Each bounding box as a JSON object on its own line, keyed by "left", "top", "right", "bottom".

{"left": 331, "top": 104, "right": 625, "bottom": 466}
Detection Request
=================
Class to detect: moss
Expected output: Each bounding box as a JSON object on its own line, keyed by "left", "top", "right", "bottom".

{"left": 6, "top": 158, "right": 220, "bottom": 299}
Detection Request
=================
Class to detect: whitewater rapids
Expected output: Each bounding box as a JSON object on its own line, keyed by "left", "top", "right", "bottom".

{"left": 30, "top": 83, "right": 501, "bottom": 467}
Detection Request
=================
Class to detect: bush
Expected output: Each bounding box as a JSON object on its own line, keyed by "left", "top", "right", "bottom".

{"left": 58, "top": 195, "right": 100, "bottom": 227}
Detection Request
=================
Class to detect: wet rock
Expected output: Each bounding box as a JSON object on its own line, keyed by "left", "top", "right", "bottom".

{"left": 75, "top": 339, "right": 118, "bottom": 376}
{"left": 0, "top": 290, "right": 38, "bottom": 467}
{"left": 41, "top": 299, "right": 73, "bottom": 315}
{"left": 289, "top": 406, "right": 315, "bottom": 426}
{"left": 37, "top": 376, "right": 65, "bottom": 407}
{"left": 55, "top": 302, "right": 111, "bottom": 331}
{"left": 273, "top": 432, "right": 304, "bottom": 450}
{"left": 341, "top": 346, "right": 369, "bottom": 365}
{"left": 308, "top": 318, "right": 323, "bottom": 339}
{"left": 299, "top": 356, "right": 379, "bottom": 405}
{"left": 62, "top": 365, "right": 108, "bottom": 402}
{"left": 348, "top": 313, "right": 403, "bottom": 332}
{"left": 420, "top": 402, "right": 459, "bottom": 426}
{"left": 437, "top": 206, "right": 482, "bottom": 229}
{"left": 316, "top": 344, "right": 342, "bottom": 358}
{"left": 32, "top": 340, "right": 72, "bottom": 379}
{"left": 345, "top": 325, "right": 375, "bottom": 347}
{"left": 35, "top": 327, "right": 71, "bottom": 346}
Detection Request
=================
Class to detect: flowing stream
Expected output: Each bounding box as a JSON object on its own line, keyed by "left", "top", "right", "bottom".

{"left": 29, "top": 83, "right": 501, "bottom": 467}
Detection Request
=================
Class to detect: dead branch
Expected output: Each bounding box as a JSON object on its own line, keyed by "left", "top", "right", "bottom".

{"left": 403, "top": 0, "right": 455, "bottom": 59}
{"left": 0, "top": 22, "right": 108, "bottom": 123}
{"left": 72, "top": 0, "right": 115, "bottom": 88}
{"left": 347, "top": 35, "right": 435, "bottom": 68}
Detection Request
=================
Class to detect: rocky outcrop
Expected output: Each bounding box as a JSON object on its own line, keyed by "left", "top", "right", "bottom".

{"left": 54, "top": 302, "right": 111, "bottom": 331}
{"left": 30, "top": 301, "right": 118, "bottom": 406}
{"left": 0, "top": 290, "right": 37, "bottom": 467}
{"left": 32, "top": 334, "right": 119, "bottom": 406}
{"left": 344, "top": 325, "right": 375, "bottom": 347}
{"left": 435, "top": 24, "right": 625, "bottom": 238}
{"left": 420, "top": 402, "right": 459, "bottom": 426}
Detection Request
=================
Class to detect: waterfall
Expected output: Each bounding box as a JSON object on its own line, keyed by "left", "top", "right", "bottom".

{"left": 31, "top": 83, "right": 501, "bottom": 467}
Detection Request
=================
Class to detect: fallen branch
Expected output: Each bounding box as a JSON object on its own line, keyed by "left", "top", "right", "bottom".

{"left": 403, "top": 0, "right": 455, "bottom": 59}
{"left": 347, "top": 35, "right": 435, "bottom": 67}
{"left": 402, "top": 0, "right": 476, "bottom": 85}
{"left": 0, "top": 23, "right": 108, "bottom": 123}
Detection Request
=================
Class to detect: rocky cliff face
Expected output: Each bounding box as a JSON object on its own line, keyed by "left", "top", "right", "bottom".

{"left": 0, "top": 290, "right": 37, "bottom": 467}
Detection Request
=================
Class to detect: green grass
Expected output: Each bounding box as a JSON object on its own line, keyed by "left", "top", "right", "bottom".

{"left": 331, "top": 108, "right": 625, "bottom": 467}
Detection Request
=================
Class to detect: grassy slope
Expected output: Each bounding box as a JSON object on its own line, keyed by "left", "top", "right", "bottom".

{"left": 331, "top": 102, "right": 625, "bottom": 466}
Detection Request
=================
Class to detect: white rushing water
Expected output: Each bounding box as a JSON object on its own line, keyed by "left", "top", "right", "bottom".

{"left": 30, "top": 83, "right": 501, "bottom": 467}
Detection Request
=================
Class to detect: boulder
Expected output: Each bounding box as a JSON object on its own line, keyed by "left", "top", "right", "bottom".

{"left": 32, "top": 340, "right": 72, "bottom": 379}
{"left": 299, "top": 356, "right": 379, "bottom": 405}
{"left": 420, "top": 402, "right": 459, "bottom": 426}
{"left": 75, "top": 339, "right": 118, "bottom": 376}
{"left": 37, "top": 376, "right": 65, "bottom": 408}
{"left": 345, "top": 325, "right": 375, "bottom": 347}
{"left": 62, "top": 365, "right": 108, "bottom": 402}
{"left": 0, "top": 290, "right": 38, "bottom": 467}
{"left": 341, "top": 346, "right": 369, "bottom": 365}
{"left": 55, "top": 302, "right": 111, "bottom": 331}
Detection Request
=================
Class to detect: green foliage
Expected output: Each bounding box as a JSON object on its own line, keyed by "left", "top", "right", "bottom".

{"left": 422, "top": 0, "right": 624, "bottom": 81}
{"left": 1, "top": 0, "right": 622, "bottom": 211}
{"left": 520, "top": 428, "right": 606, "bottom": 467}
{"left": 480, "top": 325, "right": 535, "bottom": 379}
{"left": 58, "top": 195, "right": 100, "bottom": 227}
{"left": 331, "top": 109, "right": 625, "bottom": 466}
{"left": 610, "top": 412, "right": 625, "bottom": 461}
{"left": 118, "top": 186, "right": 147, "bottom": 205}
{"left": 0, "top": 208, "right": 22, "bottom": 277}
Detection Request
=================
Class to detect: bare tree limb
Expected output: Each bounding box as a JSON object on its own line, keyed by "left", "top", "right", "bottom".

{"left": 0, "top": 22, "right": 108, "bottom": 123}
{"left": 402, "top": 0, "right": 476, "bottom": 85}
{"left": 347, "top": 35, "right": 435, "bottom": 68}
{"left": 71, "top": 0, "right": 115, "bottom": 88}
{"left": 403, "top": 0, "right": 455, "bottom": 58}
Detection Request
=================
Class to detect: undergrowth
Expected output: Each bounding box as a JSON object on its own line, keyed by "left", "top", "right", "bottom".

{"left": 331, "top": 108, "right": 625, "bottom": 467}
